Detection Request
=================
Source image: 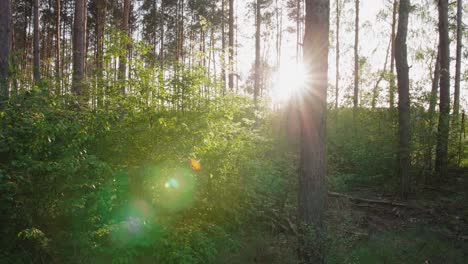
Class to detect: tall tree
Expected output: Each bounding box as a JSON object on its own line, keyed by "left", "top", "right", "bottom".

{"left": 72, "top": 0, "right": 87, "bottom": 97}
{"left": 335, "top": 0, "right": 341, "bottom": 109}
{"left": 55, "top": 0, "right": 61, "bottom": 94}
{"left": 453, "top": 0, "right": 462, "bottom": 117}
{"left": 254, "top": 0, "right": 261, "bottom": 105}
{"left": 389, "top": 0, "right": 397, "bottom": 109}
{"left": 353, "top": 0, "right": 359, "bottom": 113}
{"left": 221, "top": 0, "right": 226, "bottom": 92}
{"left": 33, "top": 0, "right": 40, "bottom": 83}
{"left": 299, "top": 0, "right": 329, "bottom": 262}
{"left": 0, "top": 0, "right": 12, "bottom": 99}
{"left": 119, "top": 0, "right": 131, "bottom": 95}
{"left": 435, "top": 0, "right": 450, "bottom": 178}
{"left": 228, "top": 0, "right": 234, "bottom": 91}
{"left": 395, "top": 0, "right": 410, "bottom": 199}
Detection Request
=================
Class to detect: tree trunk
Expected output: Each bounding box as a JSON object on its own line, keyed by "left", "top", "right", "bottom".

{"left": 298, "top": 0, "right": 329, "bottom": 262}
{"left": 55, "top": 0, "right": 61, "bottom": 95}
{"left": 96, "top": 0, "right": 106, "bottom": 106}
{"left": 254, "top": 0, "right": 261, "bottom": 106}
{"left": 453, "top": 0, "right": 462, "bottom": 117}
{"left": 228, "top": 0, "right": 234, "bottom": 91}
{"left": 389, "top": 0, "right": 397, "bottom": 109}
{"left": 221, "top": 0, "right": 226, "bottom": 93}
{"left": 372, "top": 37, "right": 391, "bottom": 109}
{"left": 435, "top": 0, "right": 450, "bottom": 178}
{"left": 72, "top": 0, "right": 87, "bottom": 97}
{"left": 395, "top": 0, "right": 411, "bottom": 199}
{"left": 0, "top": 0, "right": 12, "bottom": 99}
{"left": 119, "top": 0, "right": 131, "bottom": 95}
{"left": 335, "top": 0, "right": 340, "bottom": 109}
{"left": 33, "top": 0, "right": 41, "bottom": 83}
{"left": 425, "top": 46, "right": 440, "bottom": 173}
{"left": 353, "top": 0, "right": 359, "bottom": 112}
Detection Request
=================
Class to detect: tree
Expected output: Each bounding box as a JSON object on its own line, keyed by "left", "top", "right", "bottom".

{"left": 389, "top": 0, "right": 397, "bottom": 109}
{"left": 0, "top": 0, "right": 12, "bottom": 99}
{"left": 254, "top": 0, "right": 261, "bottom": 105}
{"left": 298, "top": 0, "right": 329, "bottom": 262}
{"left": 55, "top": 0, "right": 61, "bottom": 95}
{"left": 33, "top": 0, "right": 41, "bottom": 83}
{"left": 335, "top": 0, "right": 341, "bottom": 109}
{"left": 228, "top": 0, "right": 234, "bottom": 91}
{"left": 72, "top": 0, "right": 87, "bottom": 97}
{"left": 395, "top": 0, "right": 410, "bottom": 199}
{"left": 353, "top": 0, "right": 359, "bottom": 113}
{"left": 435, "top": 0, "right": 450, "bottom": 178}
{"left": 119, "top": 0, "right": 131, "bottom": 95}
{"left": 453, "top": 0, "right": 462, "bottom": 117}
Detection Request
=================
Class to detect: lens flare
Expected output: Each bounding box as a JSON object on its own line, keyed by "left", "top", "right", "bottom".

{"left": 271, "top": 62, "right": 309, "bottom": 104}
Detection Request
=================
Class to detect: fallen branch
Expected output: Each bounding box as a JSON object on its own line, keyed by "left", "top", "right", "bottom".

{"left": 328, "top": 191, "right": 422, "bottom": 210}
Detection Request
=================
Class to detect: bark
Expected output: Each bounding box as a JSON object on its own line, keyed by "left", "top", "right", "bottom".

{"left": 119, "top": 0, "right": 131, "bottom": 95}
{"left": 353, "top": 0, "right": 359, "bottom": 111}
{"left": 453, "top": 0, "right": 462, "bottom": 117}
{"left": 425, "top": 47, "right": 440, "bottom": 172}
{"left": 33, "top": 0, "right": 41, "bottom": 83}
{"left": 254, "top": 0, "right": 261, "bottom": 106}
{"left": 72, "top": 0, "right": 87, "bottom": 97}
{"left": 55, "top": 0, "right": 61, "bottom": 95}
{"left": 435, "top": 0, "right": 450, "bottom": 178}
{"left": 299, "top": 0, "right": 329, "bottom": 262}
{"left": 389, "top": 0, "right": 397, "bottom": 109}
{"left": 228, "top": 0, "right": 234, "bottom": 91}
{"left": 335, "top": 0, "right": 340, "bottom": 109}
{"left": 0, "top": 0, "right": 12, "bottom": 99}
{"left": 395, "top": 0, "right": 411, "bottom": 199}
{"left": 221, "top": 0, "right": 226, "bottom": 93}
{"left": 96, "top": 0, "right": 106, "bottom": 106}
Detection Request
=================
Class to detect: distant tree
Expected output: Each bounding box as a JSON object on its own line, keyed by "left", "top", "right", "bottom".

{"left": 0, "top": 0, "right": 12, "bottom": 99}
{"left": 453, "top": 0, "right": 462, "bottom": 117}
{"left": 118, "top": 0, "right": 131, "bottom": 95}
{"left": 55, "top": 0, "right": 61, "bottom": 94}
{"left": 395, "top": 0, "right": 410, "bottom": 199}
{"left": 298, "top": 0, "right": 329, "bottom": 262}
{"left": 353, "top": 0, "right": 359, "bottom": 113}
{"left": 254, "top": 0, "right": 261, "bottom": 105}
{"left": 72, "top": 0, "right": 87, "bottom": 97}
{"left": 229, "top": 0, "right": 234, "bottom": 91}
{"left": 33, "top": 0, "right": 40, "bottom": 83}
{"left": 389, "top": 0, "right": 397, "bottom": 109}
{"left": 435, "top": 0, "right": 450, "bottom": 178}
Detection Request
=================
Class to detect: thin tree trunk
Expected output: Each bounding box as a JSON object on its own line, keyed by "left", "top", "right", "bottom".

{"left": 228, "top": 0, "right": 234, "bottom": 91}
{"left": 72, "top": 0, "right": 87, "bottom": 97}
{"left": 353, "top": 0, "right": 359, "bottom": 113}
{"left": 298, "top": 0, "right": 329, "bottom": 262}
{"left": 254, "top": 0, "right": 261, "bottom": 106}
{"left": 33, "top": 0, "right": 41, "bottom": 83}
{"left": 96, "top": 0, "right": 106, "bottom": 106}
{"left": 453, "top": 0, "right": 462, "bottom": 117}
{"left": 435, "top": 0, "right": 451, "bottom": 178}
{"left": 335, "top": 0, "right": 340, "bottom": 109}
{"left": 0, "top": 0, "right": 12, "bottom": 99}
{"left": 55, "top": 0, "right": 61, "bottom": 95}
{"left": 221, "top": 0, "right": 226, "bottom": 93}
{"left": 425, "top": 46, "right": 440, "bottom": 174}
{"left": 395, "top": 0, "right": 411, "bottom": 199}
{"left": 296, "top": 0, "right": 301, "bottom": 63}
{"left": 389, "top": 0, "right": 397, "bottom": 109}
{"left": 119, "top": 0, "right": 131, "bottom": 95}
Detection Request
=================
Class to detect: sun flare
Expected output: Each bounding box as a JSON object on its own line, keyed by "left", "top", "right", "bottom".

{"left": 271, "top": 62, "right": 309, "bottom": 104}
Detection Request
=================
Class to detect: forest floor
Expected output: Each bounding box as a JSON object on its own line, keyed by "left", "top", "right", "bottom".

{"left": 221, "top": 168, "right": 468, "bottom": 264}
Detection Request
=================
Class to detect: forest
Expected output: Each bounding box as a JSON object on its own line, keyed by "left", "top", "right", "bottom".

{"left": 0, "top": 0, "right": 466, "bottom": 263}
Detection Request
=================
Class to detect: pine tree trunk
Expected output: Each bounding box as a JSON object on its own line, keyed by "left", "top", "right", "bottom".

{"left": 0, "top": 0, "right": 12, "bottom": 99}
{"left": 228, "top": 0, "right": 234, "bottom": 91}
{"left": 254, "top": 0, "right": 261, "bottom": 106}
{"left": 395, "top": 0, "right": 411, "bottom": 199}
{"left": 389, "top": 0, "right": 397, "bottom": 109}
{"left": 453, "top": 0, "right": 462, "bottom": 117}
{"left": 119, "top": 0, "right": 130, "bottom": 95}
{"left": 435, "top": 0, "right": 451, "bottom": 178}
{"left": 335, "top": 0, "right": 340, "bottom": 109}
{"left": 298, "top": 0, "right": 329, "bottom": 262}
{"left": 353, "top": 0, "right": 359, "bottom": 112}
{"left": 55, "top": 0, "right": 61, "bottom": 95}
{"left": 33, "top": 0, "right": 41, "bottom": 83}
{"left": 72, "top": 0, "right": 87, "bottom": 97}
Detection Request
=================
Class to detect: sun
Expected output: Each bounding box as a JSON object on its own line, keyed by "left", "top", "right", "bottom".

{"left": 271, "top": 62, "right": 309, "bottom": 105}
